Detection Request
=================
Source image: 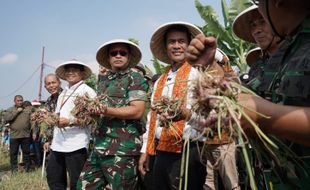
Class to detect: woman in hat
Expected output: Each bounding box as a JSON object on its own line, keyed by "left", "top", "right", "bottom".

{"left": 46, "top": 60, "right": 96, "bottom": 190}
{"left": 77, "top": 39, "right": 149, "bottom": 190}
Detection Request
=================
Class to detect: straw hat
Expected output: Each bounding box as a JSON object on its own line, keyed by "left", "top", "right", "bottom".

{"left": 96, "top": 39, "right": 142, "bottom": 70}
{"left": 150, "top": 21, "right": 203, "bottom": 64}
{"left": 232, "top": 5, "right": 259, "bottom": 43}
{"left": 246, "top": 47, "right": 262, "bottom": 66}
{"left": 55, "top": 60, "right": 92, "bottom": 80}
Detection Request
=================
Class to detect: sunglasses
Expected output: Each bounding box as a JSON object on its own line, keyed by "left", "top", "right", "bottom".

{"left": 109, "top": 50, "right": 128, "bottom": 57}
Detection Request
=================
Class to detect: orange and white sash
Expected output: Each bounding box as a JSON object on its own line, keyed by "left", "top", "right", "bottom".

{"left": 146, "top": 62, "right": 192, "bottom": 155}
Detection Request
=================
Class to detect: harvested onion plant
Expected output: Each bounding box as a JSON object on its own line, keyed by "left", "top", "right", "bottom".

{"left": 179, "top": 69, "right": 306, "bottom": 190}
{"left": 71, "top": 94, "right": 107, "bottom": 127}
{"left": 31, "top": 109, "right": 59, "bottom": 140}
{"left": 151, "top": 96, "right": 184, "bottom": 139}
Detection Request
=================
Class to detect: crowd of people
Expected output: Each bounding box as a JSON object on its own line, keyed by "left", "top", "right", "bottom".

{"left": 1, "top": 0, "right": 310, "bottom": 189}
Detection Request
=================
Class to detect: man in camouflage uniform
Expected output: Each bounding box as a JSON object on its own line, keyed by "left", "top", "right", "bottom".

{"left": 232, "top": 4, "right": 280, "bottom": 92}
{"left": 42, "top": 73, "right": 63, "bottom": 152}
{"left": 187, "top": 0, "right": 310, "bottom": 189}
{"left": 77, "top": 39, "right": 149, "bottom": 190}
{"left": 246, "top": 0, "right": 310, "bottom": 189}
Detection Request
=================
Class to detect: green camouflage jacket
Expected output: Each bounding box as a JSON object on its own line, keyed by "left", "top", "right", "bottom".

{"left": 95, "top": 69, "right": 149, "bottom": 156}
{"left": 246, "top": 57, "right": 267, "bottom": 93}
{"left": 255, "top": 16, "right": 310, "bottom": 189}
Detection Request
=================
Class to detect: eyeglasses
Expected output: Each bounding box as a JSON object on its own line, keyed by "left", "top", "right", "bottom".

{"left": 109, "top": 50, "right": 128, "bottom": 57}
{"left": 252, "top": 0, "right": 259, "bottom": 5}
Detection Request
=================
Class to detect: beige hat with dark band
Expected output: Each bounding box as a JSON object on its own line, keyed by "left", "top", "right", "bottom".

{"left": 232, "top": 5, "right": 259, "bottom": 43}
{"left": 150, "top": 21, "right": 203, "bottom": 64}
{"left": 96, "top": 39, "right": 142, "bottom": 70}
{"left": 55, "top": 60, "right": 92, "bottom": 80}
{"left": 246, "top": 47, "right": 262, "bottom": 66}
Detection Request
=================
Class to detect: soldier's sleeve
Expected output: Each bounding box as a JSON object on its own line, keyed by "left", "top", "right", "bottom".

{"left": 128, "top": 72, "right": 149, "bottom": 102}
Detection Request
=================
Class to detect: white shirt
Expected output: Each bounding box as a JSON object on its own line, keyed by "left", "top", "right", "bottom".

{"left": 51, "top": 81, "right": 97, "bottom": 152}
{"left": 141, "top": 66, "right": 202, "bottom": 153}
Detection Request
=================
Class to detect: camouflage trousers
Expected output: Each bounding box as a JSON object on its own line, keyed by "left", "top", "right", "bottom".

{"left": 77, "top": 152, "right": 139, "bottom": 190}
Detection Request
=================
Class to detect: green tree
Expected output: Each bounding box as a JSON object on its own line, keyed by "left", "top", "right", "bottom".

{"left": 128, "top": 38, "right": 167, "bottom": 75}
{"left": 195, "top": 0, "right": 254, "bottom": 73}
{"left": 150, "top": 55, "right": 168, "bottom": 75}
{"left": 85, "top": 73, "right": 97, "bottom": 90}
{"left": 128, "top": 38, "right": 139, "bottom": 46}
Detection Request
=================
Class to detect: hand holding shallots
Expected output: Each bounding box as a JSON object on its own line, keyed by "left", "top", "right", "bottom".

{"left": 151, "top": 96, "right": 185, "bottom": 128}
{"left": 31, "top": 108, "right": 59, "bottom": 126}
{"left": 31, "top": 109, "right": 59, "bottom": 140}
{"left": 71, "top": 94, "right": 108, "bottom": 127}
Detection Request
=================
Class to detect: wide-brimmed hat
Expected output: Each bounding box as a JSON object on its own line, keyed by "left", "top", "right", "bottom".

{"left": 246, "top": 47, "right": 262, "bottom": 66}
{"left": 150, "top": 21, "right": 203, "bottom": 64}
{"left": 232, "top": 5, "right": 259, "bottom": 43}
{"left": 55, "top": 60, "right": 92, "bottom": 80}
{"left": 96, "top": 39, "right": 142, "bottom": 70}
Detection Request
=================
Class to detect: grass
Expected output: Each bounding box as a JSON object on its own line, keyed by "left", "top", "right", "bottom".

{"left": 0, "top": 145, "right": 10, "bottom": 171}
{"left": 0, "top": 169, "right": 48, "bottom": 190}
{"left": 0, "top": 143, "right": 48, "bottom": 190}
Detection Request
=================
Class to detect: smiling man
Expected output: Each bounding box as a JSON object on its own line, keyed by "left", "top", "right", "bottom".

{"left": 138, "top": 22, "right": 208, "bottom": 190}
{"left": 42, "top": 73, "right": 63, "bottom": 151}
{"left": 46, "top": 60, "right": 96, "bottom": 190}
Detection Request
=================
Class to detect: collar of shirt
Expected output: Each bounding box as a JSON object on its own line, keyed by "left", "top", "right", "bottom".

{"left": 65, "top": 81, "right": 83, "bottom": 90}
{"left": 107, "top": 69, "right": 131, "bottom": 80}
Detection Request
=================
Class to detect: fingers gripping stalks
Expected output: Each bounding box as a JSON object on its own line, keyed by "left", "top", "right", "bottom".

{"left": 71, "top": 93, "right": 108, "bottom": 127}
{"left": 31, "top": 109, "right": 60, "bottom": 140}
{"left": 151, "top": 96, "right": 184, "bottom": 129}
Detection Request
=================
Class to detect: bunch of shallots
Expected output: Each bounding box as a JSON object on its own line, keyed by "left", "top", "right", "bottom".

{"left": 31, "top": 108, "right": 59, "bottom": 125}
{"left": 192, "top": 71, "right": 240, "bottom": 139}
{"left": 71, "top": 94, "right": 107, "bottom": 127}
{"left": 190, "top": 70, "right": 306, "bottom": 190}
{"left": 151, "top": 96, "right": 183, "bottom": 128}
{"left": 31, "top": 108, "right": 59, "bottom": 140}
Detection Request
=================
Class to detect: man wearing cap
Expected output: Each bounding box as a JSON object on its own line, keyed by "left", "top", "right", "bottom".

{"left": 232, "top": 4, "right": 280, "bottom": 92}
{"left": 187, "top": 0, "right": 310, "bottom": 188}
{"left": 4, "top": 95, "right": 32, "bottom": 172}
{"left": 77, "top": 39, "right": 148, "bottom": 190}
{"left": 46, "top": 60, "right": 96, "bottom": 190}
{"left": 138, "top": 21, "right": 211, "bottom": 190}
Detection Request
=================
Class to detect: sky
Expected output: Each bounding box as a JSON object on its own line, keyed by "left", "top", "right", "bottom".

{"left": 0, "top": 0, "right": 222, "bottom": 109}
